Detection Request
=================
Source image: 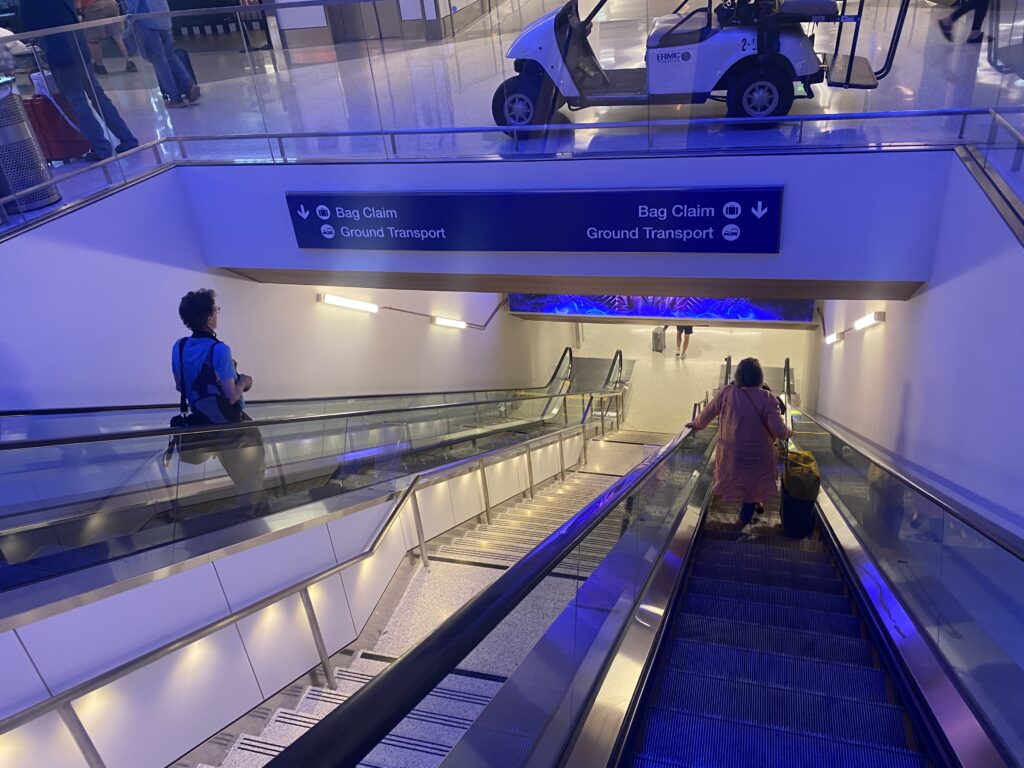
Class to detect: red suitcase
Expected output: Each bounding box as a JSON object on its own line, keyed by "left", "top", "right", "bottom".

{"left": 23, "top": 95, "right": 91, "bottom": 163}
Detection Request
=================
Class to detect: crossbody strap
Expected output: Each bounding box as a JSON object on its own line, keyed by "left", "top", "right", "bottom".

{"left": 178, "top": 338, "right": 221, "bottom": 414}
{"left": 738, "top": 387, "right": 773, "bottom": 440}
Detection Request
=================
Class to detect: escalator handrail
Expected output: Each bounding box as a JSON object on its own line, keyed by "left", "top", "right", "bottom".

{"left": 0, "top": 347, "right": 577, "bottom": 418}
{"left": 0, "top": 417, "right": 595, "bottom": 738}
{"left": 601, "top": 349, "right": 624, "bottom": 390}
{"left": 0, "top": 388, "right": 613, "bottom": 453}
{"left": 798, "top": 409, "right": 1024, "bottom": 560}
{"left": 263, "top": 422, "right": 698, "bottom": 768}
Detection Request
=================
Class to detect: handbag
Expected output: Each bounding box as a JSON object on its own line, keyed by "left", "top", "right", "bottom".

{"left": 164, "top": 338, "right": 221, "bottom": 466}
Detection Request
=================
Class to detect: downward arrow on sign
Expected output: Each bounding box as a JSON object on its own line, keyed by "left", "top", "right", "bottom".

{"left": 751, "top": 201, "right": 767, "bottom": 219}
{"left": 297, "top": 205, "right": 310, "bottom": 220}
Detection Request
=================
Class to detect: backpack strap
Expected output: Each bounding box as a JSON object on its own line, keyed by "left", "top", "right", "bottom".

{"left": 179, "top": 338, "right": 222, "bottom": 414}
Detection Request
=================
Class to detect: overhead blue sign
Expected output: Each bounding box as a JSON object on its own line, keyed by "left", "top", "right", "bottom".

{"left": 286, "top": 188, "right": 783, "bottom": 254}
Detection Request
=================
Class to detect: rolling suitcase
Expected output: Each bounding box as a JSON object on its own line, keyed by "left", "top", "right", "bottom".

{"left": 652, "top": 326, "right": 666, "bottom": 353}
{"left": 22, "top": 94, "right": 91, "bottom": 162}
{"left": 781, "top": 448, "right": 820, "bottom": 538}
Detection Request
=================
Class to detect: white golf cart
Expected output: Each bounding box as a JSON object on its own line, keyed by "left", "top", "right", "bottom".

{"left": 492, "top": 0, "right": 905, "bottom": 129}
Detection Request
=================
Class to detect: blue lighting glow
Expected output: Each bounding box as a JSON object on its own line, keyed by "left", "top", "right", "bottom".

{"left": 508, "top": 295, "right": 815, "bottom": 323}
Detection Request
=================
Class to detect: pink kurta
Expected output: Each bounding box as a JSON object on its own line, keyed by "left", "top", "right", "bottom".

{"left": 694, "top": 385, "right": 792, "bottom": 503}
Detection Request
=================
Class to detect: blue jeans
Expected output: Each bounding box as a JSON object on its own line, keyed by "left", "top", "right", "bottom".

{"left": 138, "top": 27, "right": 193, "bottom": 103}
{"left": 50, "top": 59, "right": 136, "bottom": 157}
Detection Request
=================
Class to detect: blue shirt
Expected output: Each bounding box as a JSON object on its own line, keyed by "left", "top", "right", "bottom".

{"left": 171, "top": 336, "right": 243, "bottom": 423}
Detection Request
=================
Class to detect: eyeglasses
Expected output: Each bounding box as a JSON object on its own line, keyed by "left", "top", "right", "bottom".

{"left": 213, "top": 306, "right": 221, "bottom": 313}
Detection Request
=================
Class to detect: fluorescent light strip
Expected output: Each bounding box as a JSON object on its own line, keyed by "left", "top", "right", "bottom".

{"left": 854, "top": 311, "right": 885, "bottom": 331}
{"left": 317, "top": 293, "right": 379, "bottom": 314}
{"left": 825, "top": 331, "right": 844, "bottom": 345}
{"left": 432, "top": 316, "right": 467, "bottom": 329}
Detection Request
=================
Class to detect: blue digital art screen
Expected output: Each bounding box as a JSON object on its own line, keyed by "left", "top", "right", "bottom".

{"left": 508, "top": 295, "right": 815, "bottom": 323}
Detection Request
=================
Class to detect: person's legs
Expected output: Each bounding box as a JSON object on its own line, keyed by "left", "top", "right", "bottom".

{"left": 949, "top": 0, "right": 976, "bottom": 22}
{"left": 681, "top": 330, "right": 691, "bottom": 358}
{"left": 140, "top": 26, "right": 186, "bottom": 104}
{"left": 675, "top": 328, "right": 683, "bottom": 356}
{"left": 967, "top": 0, "right": 990, "bottom": 38}
{"left": 49, "top": 64, "right": 114, "bottom": 157}
{"left": 81, "top": 66, "right": 137, "bottom": 146}
{"left": 157, "top": 29, "right": 196, "bottom": 97}
{"left": 739, "top": 501, "right": 756, "bottom": 525}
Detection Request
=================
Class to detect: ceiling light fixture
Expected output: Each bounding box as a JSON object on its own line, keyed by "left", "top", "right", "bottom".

{"left": 853, "top": 311, "right": 885, "bottom": 331}
{"left": 432, "top": 316, "right": 467, "bottom": 329}
{"left": 825, "top": 331, "right": 845, "bottom": 345}
{"left": 317, "top": 293, "right": 379, "bottom": 314}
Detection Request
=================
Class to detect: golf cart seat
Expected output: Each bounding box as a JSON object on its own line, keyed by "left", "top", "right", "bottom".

{"left": 648, "top": 12, "right": 717, "bottom": 48}
{"left": 777, "top": 0, "right": 838, "bottom": 14}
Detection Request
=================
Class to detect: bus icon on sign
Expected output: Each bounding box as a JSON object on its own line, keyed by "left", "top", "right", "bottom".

{"left": 722, "top": 224, "right": 741, "bottom": 242}
{"left": 723, "top": 202, "right": 742, "bottom": 219}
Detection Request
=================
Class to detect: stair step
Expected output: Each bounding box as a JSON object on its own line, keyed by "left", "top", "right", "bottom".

{"left": 699, "top": 537, "right": 832, "bottom": 566}
{"left": 647, "top": 670, "right": 909, "bottom": 750}
{"left": 632, "top": 711, "right": 925, "bottom": 768}
{"left": 662, "top": 640, "right": 890, "bottom": 704}
{"left": 694, "top": 548, "right": 836, "bottom": 580}
{"left": 671, "top": 614, "right": 875, "bottom": 667}
{"left": 687, "top": 576, "right": 851, "bottom": 614}
{"left": 702, "top": 525, "right": 827, "bottom": 554}
{"left": 681, "top": 593, "right": 862, "bottom": 638}
{"left": 691, "top": 561, "right": 845, "bottom": 595}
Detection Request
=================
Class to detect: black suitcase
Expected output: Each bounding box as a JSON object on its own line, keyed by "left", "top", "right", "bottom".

{"left": 781, "top": 486, "right": 816, "bottom": 538}
{"left": 161, "top": 48, "right": 199, "bottom": 101}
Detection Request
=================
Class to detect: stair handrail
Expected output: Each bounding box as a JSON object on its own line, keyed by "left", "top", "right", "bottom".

{"left": 723, "top": 355, "right": 733, "bottom": 389}
{"left": 601, "top": 349, "right": 625, "bottom": 391}
{"left": 263, "top": 418, "right": 698, "bottom": 768}
{"left": 0, "top": 403, "right": 597, "bottom": 740}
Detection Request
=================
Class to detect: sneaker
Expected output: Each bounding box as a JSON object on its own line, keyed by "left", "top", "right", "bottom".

{"left": 938, "top": 17, "right": 953, "bottom": 42}
{"left": 966, "top": 30, "right": 984, "bottom": 43}
{"left": 166, "top": 99, "right": 189, "bottom": 109}
{"left": 186, "top": 84, "right": 201, "bottom": 104}
{"left": 754, "top": 503, "right": 765, "bottom": 515}
{"left": 116, "top": 140, "right": 139, "bottom": 154}
{"left": 93, "top": 63, "right": 109, "bottom": 75}
{"left": 125, "top": 60, "right": 138, "bottom": 73}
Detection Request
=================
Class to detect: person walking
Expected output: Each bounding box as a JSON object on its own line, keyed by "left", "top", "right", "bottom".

{"left": 938, "top": 0, "right": 989, "bottom": 44}
{"left": 76, "top": 0, "right": 138, "bottom": 74}
{"left": 687, "top": 357, "right": 791, "bottom": 525}
{"left": 126, "top": 0, "right": 199, "bottom": 108}
{"left": 20, "top": 0, "right": 139, "bottom": 160}
{"left": 172, "top": 289, "right": 266, "bottom": 514}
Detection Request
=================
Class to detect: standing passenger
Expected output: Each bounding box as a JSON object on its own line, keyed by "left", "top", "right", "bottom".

{"left": 126, "top": 0, "right": 200, "bottom": 108}
{"left": 172, "top": 289, "right": 266, "bottom": 513}
{"left": 687, "top": 358, "right": 791, "bottom": 525}
{"left": 938, "top": 0, "right": 989, "bottom": 44}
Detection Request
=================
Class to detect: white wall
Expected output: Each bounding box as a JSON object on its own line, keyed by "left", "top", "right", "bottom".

{"left": 575, "top": 322, "right": 817, "bottom": 433}
{"left": 0, "top": 172, "right": 573, "bottom": 410}
{"left": 817, "top": 160, "right": 1024, "bottom": 533}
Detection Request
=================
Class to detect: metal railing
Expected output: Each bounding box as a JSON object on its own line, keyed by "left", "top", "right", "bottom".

{"left": 263, "top": 405, "right": 698, "bottom": 768}
{"left": 0, "top": 391, "right": 622, "bottom": 765}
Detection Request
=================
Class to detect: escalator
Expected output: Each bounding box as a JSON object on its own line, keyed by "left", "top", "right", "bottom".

{"left": 621, "top": 496, "right": 931, "bottom": 767}
{"left": 259, "top": 360, "right": 1015, "bottom": 768}
{"left": 0, "top": 350, "right": 626, "bottom": 592}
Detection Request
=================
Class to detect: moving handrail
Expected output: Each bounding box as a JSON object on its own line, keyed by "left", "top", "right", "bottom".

{"left": 263, "top": 420, "right": 701, "bottom": 768}
{"left": 796, "top": 408, "right": 1024, "bottom": 560}
{"left": 0, "top": 389, "right": 604, "bottom": 453}
{"left": 0, "top": 416, "right": 597, "bottom": 740}
{"left": 0, "top": 347, "right": 575, "bottom": 418}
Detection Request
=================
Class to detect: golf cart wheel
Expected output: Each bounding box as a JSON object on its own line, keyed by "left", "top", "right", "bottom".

{"left": 492, "top": 74, "right": 555, "bottom": 138}
{"left": 726, "top": 66, "right": 794, "bottom": 119}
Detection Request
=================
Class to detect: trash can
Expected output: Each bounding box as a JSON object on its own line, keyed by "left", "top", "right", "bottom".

{"left": 0, "top": 76, "right": 60, "bottom": 215}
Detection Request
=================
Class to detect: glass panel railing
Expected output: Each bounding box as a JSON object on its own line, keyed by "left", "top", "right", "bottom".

{"left": 0, "top": 390, "right": 603, "bottom": 595}
{"left": 3, "top": 2, "right": 1024, "bottom": 236}
{"left": 789, "top": 411, "right": 1024, "bottom": 762}
{"left": 265, "top": 415, "right": 715, "bottom": 767}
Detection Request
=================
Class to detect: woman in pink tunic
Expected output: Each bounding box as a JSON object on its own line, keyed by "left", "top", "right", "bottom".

{"left": 688, "top": 358, "right": 792, "bottom": 524}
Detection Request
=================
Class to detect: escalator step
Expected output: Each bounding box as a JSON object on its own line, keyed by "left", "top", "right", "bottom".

{"left": 646, "top": 671, "right": 909, "bottom": 749}
{"left": 699, "top": 537, "right": 833, "bottom": 566}
{"left": 692, "top": 561, "right": 845, "bottom": 595}
{"left": 681, "top": 593, "right": 862, "bottom": 638}
{"left": 702, "top": 525, "right": 827, "bottom": 554}
{"left": 632, "top": 711, "right": 926, "bottom": 768}
{"left": 687, "top": 576, "right": 852, "bottom": 614}
{"left": 672, "top": 615, "right": 875, "bottom": 666}
{"left": 694, "top": 548, "right": 837, "bottom": 580}
{"left": 662, "top": 640, "right": 890, "bottom": 703}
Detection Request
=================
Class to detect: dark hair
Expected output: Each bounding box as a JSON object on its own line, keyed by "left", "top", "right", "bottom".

{"left": 178, "top": 289, "right": 216, "bottom": 333}
{"left": 734, "top": 357, "right": 764, "bottom": 388}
